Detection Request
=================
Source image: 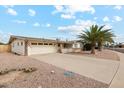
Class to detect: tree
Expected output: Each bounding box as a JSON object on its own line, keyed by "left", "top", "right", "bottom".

{"left": 78, "top": 25, "right": 99, "bottom": 54}
{"left": 97, "top": 25, "right": 115, "bottom": 51}
{"left": 78, "top": 24, "right": 115, "bottom": 54}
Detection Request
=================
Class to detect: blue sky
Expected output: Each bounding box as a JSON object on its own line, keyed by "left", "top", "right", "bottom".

{"left": 0, "top": 5, "right": 124, "bottom": 43}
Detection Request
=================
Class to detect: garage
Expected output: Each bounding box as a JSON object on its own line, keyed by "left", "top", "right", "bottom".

{"left": 28, "top": 42, "right": 58, "bottom": 55}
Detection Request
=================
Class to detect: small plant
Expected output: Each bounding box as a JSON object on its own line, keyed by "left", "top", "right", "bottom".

{"left": 0, "top": 69, "right": 9, "bottom": 75}
{"left": 22, "top": 67, "right": 37, "bottom": 73}
{"left": 0, "top": 67, "right": 37, "bottom": 75}
{"left": 0, "top": 71, "right": 4, "bottom": 75}
{"left": 4, "top": 69, "right": 9, "bottom": 74}
{"left": 16, "top": 68, "right": 24, "bottom": 71}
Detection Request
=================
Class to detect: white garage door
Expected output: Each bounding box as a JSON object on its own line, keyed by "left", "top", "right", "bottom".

{"left": 28, "top": 45, "right": 58, "bottom": 55}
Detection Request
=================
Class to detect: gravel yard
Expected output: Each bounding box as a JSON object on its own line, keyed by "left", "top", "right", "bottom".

{"left": 0, "top": 53, "right": 108, "bottom": 88}
{"left": 68, "top": 49, "right": 120, "bottom": 61}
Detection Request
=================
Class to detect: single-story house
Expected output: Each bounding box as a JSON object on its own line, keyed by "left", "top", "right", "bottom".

{"left": 8, "top": 35, "right": 82, "bottom": 56}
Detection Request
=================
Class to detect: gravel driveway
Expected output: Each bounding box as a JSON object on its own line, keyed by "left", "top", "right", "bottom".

{"left": 0, "top": 53, "right": 108, "bottom": 88}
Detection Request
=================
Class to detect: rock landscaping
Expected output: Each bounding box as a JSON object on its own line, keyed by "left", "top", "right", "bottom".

{"left": 0, "top": 53, "right": 109, "bottom": 88}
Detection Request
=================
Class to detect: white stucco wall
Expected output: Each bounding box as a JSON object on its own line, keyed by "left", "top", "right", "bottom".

{"left": 11, "top": 39, "right": 25, "bottom": 55}
{"left": 27, "top": 41, "right": 58, "bottom": 55}
{"left": 72, "top": 42, "right": 82, "bottom": 48}
{"left": 61, "top": 48, "right": 73, "bottom": 53}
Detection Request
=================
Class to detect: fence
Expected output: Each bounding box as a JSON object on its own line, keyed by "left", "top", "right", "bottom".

{"left": 0, "top": 45, "right": 11, "bottom": 52}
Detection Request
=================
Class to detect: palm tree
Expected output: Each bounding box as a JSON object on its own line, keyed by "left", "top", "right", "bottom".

{"left": 78, "top": 25, "right": 99, "bottom": 54}
{"left": 78, "top": 24, "right": 115, "bottom": 54}
{"left": 97, "top": 25, "right": 115, "bottom": 51}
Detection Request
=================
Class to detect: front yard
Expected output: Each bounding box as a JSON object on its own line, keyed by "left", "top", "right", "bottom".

{"left": 0, "top": 53, "right": 109, "bottom": 88}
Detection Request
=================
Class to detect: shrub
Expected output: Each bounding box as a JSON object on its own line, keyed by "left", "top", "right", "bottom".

{"left": 0, "top": 67, "right": 37, "bottom": 75}
{"left": 0, "top": 70, "right": 9, "bottom": 75}
{"left": 22, "top": 67, "right": 37, "bottom": 73}
{"left": 83, "top": 43, "right": 92, "bottom": 51}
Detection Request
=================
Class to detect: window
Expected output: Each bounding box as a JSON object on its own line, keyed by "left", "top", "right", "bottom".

{"left": 31, "top": 43, "right": 37, "bottom": 45}
{"left": 21, "top": 42, "right": 23, "bottom": 46}
{"left": 44, "top": 43, "right": 48, "bottom": 45}
{"left": 74, "top": 43, "right": 79, "bottom": 48}
{"left": 73, "top": 43, "right": 77, "bottom": 48}
{"left": 49, "top": 43, "right": 52, "bottom": 45}
{"left": 38, "top": 43, "right": 43, "bottom": 45}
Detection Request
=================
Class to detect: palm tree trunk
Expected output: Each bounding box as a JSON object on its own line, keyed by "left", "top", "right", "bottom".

{"left": 91, "top": 43, "right": 95, "bottom": 54}
{"left": 98, "top": 42, "right": 102, "bottom": 51}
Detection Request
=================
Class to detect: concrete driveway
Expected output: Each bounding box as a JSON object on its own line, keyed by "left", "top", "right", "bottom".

{"left": 30, "top": 53, "right": 119, "bottom": 84}
{"left": 110, "top": 51, "right": 124, "bottom": 87}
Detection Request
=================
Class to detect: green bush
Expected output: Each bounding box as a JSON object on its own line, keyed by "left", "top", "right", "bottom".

{"left": 83, "top": 43, "right": 92, "bottom": 51}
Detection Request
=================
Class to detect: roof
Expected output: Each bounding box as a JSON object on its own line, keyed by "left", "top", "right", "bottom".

{"left": 8, "top": 35, "right": 74, "bottom": 44}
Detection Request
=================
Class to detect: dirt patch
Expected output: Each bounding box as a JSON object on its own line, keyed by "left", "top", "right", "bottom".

{"left": 68, "top": 49, "right": 120, "bottom": 61}
{"left": 0, "top": 71, "right": 22, "bottom": 87}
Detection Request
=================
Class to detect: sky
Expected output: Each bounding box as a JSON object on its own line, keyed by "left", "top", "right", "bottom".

{"left": 0, "top": 5, "right": 124, "bottom": 43}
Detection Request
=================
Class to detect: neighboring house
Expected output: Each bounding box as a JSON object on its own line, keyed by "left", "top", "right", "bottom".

{"left": 71, "top": 41, "right": 83, "bottom": 52}
{"left": 8, "top": 35, "right": 82, "bottom": 56}
{"left": 0, "top": 42, "right": 5, "bottom": 45}
{"left": 118, "top": 43, "right": 124, "bottom": 48}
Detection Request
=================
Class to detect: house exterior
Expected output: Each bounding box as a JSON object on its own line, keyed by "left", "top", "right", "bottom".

{"left": 8, "top": 35, "right": 82, "bottom": 56}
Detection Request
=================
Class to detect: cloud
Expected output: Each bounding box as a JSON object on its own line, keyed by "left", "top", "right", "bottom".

{"left": 46, "top": 23, "right": 51, "bottom": 27}
{"left": 114, "top": 34, "right": 124, "bottom": 43}
{"left": 103, "top": 24, "right": 112, "bottom": 29}
{"left": 28, "top": 9, "right": 36, "bottom": 16}
{"left": 103, "top": 16, "right": 109, "bottom": 22}
{"left": 41, "top": 23, "right": 51, "bottom": 28}
{"left": 58, "top": 19, "right": 112, "bottom": 35}
{"left": 6, "top": 8, "right": 17, "bottom": 16}
{"left": 61, "top": 14, "right": 75, "bottom": 19}
{"left": 58, "top": 25, "right": 83, "bottom": 35}
{"left": 114, "top": 5, "right": 122, "bottom": 10}
{"left": 33, "top": 22, "right": 51, "bottom": 28}
{"left": 52, "top": 5, "right": 95, "bottom": 19}
{"left": 94, "top": 17, "right": 97, "bottom": 20}
{"left": 3, "top": 5, "right": 14, "bottom": 8}
{"left": 0, "top": 30, "right": 12, "bottom": 43}
{"left": 53, "top": 5, "right": 64, "bottom": 13}
{"left": 113, "top": 16, "right": 122, "bottom": 21}
{"left": 13, "top": 20, "right": 27, "bottom": 24}
{"left": 33, "top": 22, "right": 40, "bottom": 27}
{"left": 58, "top": 19, "right": 96, "bottom": 35}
